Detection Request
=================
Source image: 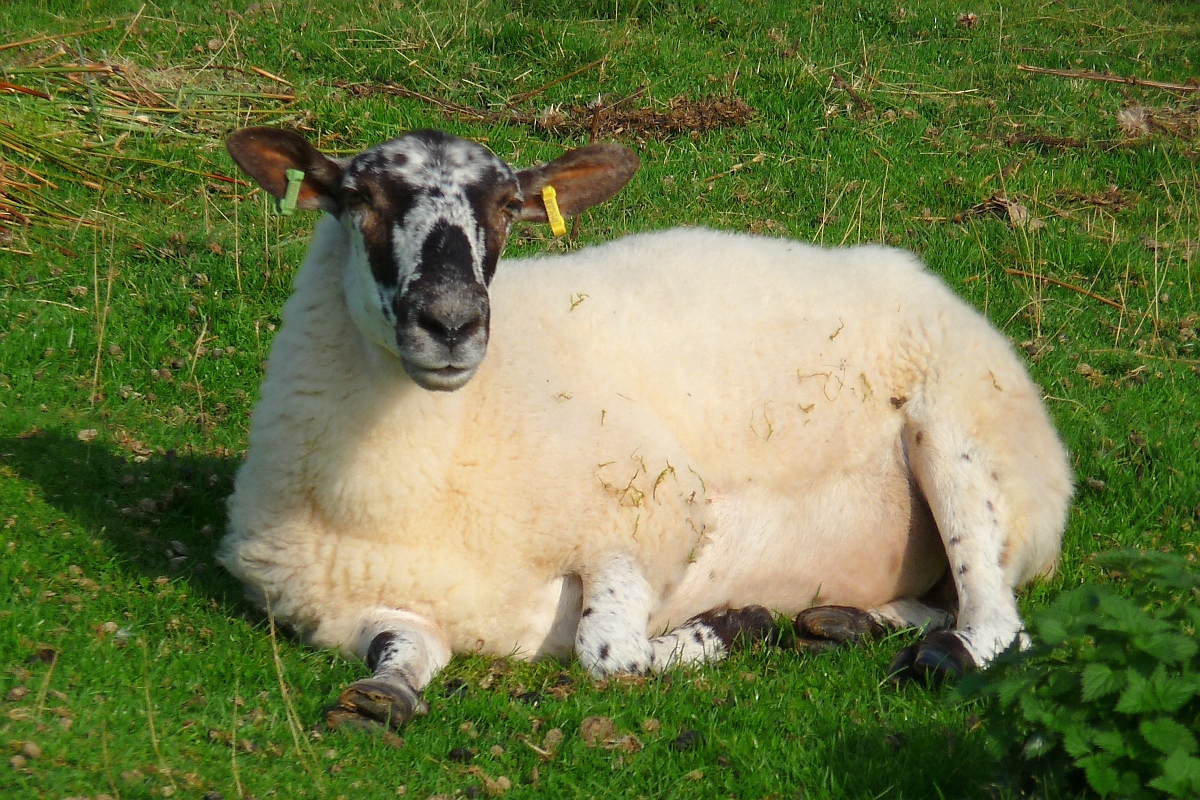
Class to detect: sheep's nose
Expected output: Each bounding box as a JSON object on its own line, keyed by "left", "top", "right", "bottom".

{"left": 411, "top": 285, "right": 489, "bottom": 348}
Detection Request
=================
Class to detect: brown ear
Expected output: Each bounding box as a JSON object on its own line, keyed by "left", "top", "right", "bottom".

{"left": 515, "top": 142, "right": 639, "bottom": 223}
{"left": 225, "top": 127, "right": 344, "bottom": 213}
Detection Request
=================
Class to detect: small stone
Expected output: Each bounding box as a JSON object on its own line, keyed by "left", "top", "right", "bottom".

{"left": 162, "top": 785, "right": 176, "bottom": 797}
{"left": 671, "top": 729, "right": 701, "bottom": 751}
{"left": 640, "top": 718, "right": 661, "bottom": 734}
{"left": 6, "top": 686, "right": 29, "bottom": 701}
{"left": 323, "top": 749, "right": 337, "bottom": 760}
{"left": 9, "top": 755, "right": 26, "bottom": 770}
{"left": 21, "top": 741, "right": 41, "bottom": 759}
{"left": 203, "top": 793, "right": 225, "bottom": 800}
{"left": 448, "top": 746, "right": 475, "bottom": 763}
{"left": 77, "top": 429, "right": 99, "bottom": 442}
{"left": 684, "top": 769, "right": 704, "bottom": 781}
{"left": 490, "top": 745, "right": 505, "bottom": 757}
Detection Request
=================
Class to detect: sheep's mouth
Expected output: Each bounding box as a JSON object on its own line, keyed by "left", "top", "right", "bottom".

{"left": 403, "top": 362, "right": 478, "bottom": 392}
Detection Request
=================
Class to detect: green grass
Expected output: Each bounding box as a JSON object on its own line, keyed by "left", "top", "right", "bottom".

{"left": 1, "top": 1, "right": 1197, "bottom": 797}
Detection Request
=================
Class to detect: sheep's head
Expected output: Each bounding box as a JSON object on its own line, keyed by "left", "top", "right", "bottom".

{"left": 225, "top": 127, "right": 639, "bottom": 391}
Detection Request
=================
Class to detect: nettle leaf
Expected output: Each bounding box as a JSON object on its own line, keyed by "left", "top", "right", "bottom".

{"left": 1081, "top": 755, "right": 1122, "bottom": 796}
{"left": 1098, "top": 592, "right": 1170, "bottom": 636}
{"left": 1149, "top": 668, "right": 1198, "bottom": 714}
{"left": 1092, "top": 728, "right": 1129, "bottom": 756}
{"left": 1063, "top": 722, "right": 1095, "bottom": 758}
{"left": 1082, "top": 663, "right": 1127, "bottom": 702}
{"left": 996, "top": 673, "right": 1036, "bottom": 707}
{"left": 1037, "top": 614, "right": 1072, "bottom": 645}
{"left": 1117, "top": 668, "right": 1152, "bottom": 714}
{"left": 1149, "top": 750, "right": 1200, "bottom": 796}
{"left": 1141, "top": 717, "right": 1199, "bottom": 756}
{"left": 1133, "top": 632, "right": 1199, "bottom": 664}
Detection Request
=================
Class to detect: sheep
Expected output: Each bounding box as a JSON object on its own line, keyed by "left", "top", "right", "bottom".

{"left": 218, "top": 126, "right": 1073, "bottom": 732}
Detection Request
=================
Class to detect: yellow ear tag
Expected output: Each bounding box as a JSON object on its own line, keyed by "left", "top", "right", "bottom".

{"left": 542, "top": 185, "right": 567, "bottom": 237}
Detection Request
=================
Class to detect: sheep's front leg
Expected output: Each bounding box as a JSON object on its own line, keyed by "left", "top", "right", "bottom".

{"left": 325, "top": 609, "right": 451, "bottom": 732}
{"left": 575, "top": 552, "right": 655, "bottom": 677}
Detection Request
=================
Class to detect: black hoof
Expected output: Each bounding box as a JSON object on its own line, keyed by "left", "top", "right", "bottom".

{"left": 693, "top": 605, "right": 780, "bottom": 649}
{"left": 331, "top": 678, "right": 427, "bottom": 731}
{"left": 887, "top": 630, "right": 975, "bottom": 686}
{"left": 793, "top": 605, "right": 884, "bottom": 651}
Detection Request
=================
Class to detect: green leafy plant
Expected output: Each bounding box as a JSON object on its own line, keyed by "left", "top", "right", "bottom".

{"left": 961, "top": 550, "right": 1200, "bottom": 798}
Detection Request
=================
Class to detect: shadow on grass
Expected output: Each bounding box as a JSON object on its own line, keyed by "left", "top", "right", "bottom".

{"left": 0, "top": 428, "right": 249, "bottom": 609}
{"left": 819, "top": 714, "right": 1006, "bottom": 798}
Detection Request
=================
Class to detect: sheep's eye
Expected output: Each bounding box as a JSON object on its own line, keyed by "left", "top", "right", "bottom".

{"left": 502, "top": 197, "right": 523, "bottom": 215}
{"left": 342, "top": 189, "right": 365, "bottom": 206}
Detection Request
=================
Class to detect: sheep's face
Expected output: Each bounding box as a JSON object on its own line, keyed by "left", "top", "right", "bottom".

{"left": 226, "top": 126, "right": 640, "bottom": 391}
{"left": 339, "top": 132, "right": 520, "bottom": 391}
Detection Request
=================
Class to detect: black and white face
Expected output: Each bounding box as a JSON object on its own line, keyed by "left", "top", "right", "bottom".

{"left": 225, "top": 125, "right": 640, "bottom": 392}
{"left": 339, "top": 131, "right": 522, "bottom": 391}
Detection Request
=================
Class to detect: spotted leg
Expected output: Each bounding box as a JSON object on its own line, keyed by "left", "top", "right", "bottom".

{"left": 649, "top": 605, "right": 778, "bottom": 670}
{"left": 325, "top": 609, "right": 451, "bottom": 732}
{"left": 575, "top": 552, "right": 656, "bottom": 677}
{"left": 888, "top": 423, "right": 1027, "bottom": 684}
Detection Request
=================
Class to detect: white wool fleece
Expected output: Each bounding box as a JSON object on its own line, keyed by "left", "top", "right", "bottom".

{"left": 220, "top": 221, "right": 1071, "bottom": 667}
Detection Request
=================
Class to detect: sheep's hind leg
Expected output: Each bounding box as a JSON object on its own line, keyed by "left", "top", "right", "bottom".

{"left": 889, "top": 421, "right": 1029, "bottom": 685}
{"left": 649, "top": 605, "right": 777, "bottom": 670}
{"left": 325, "top": 609, "right": 451, "bottom": 732}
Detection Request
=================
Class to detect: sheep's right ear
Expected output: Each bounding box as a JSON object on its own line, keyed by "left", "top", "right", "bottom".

{"left": 226, "top": 127, "right": 344, "bottom": 213}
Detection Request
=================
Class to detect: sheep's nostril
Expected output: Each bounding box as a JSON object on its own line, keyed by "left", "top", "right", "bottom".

{"left": 416, "top": 309, "right": 483, "bottom": 347}
{"left": 416, "top": 311, "right": 450, "bottom": 338}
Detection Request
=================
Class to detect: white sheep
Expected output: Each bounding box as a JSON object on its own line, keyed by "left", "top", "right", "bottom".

{"left": 218, "top": 126, "right": 1072, "bottom": 731}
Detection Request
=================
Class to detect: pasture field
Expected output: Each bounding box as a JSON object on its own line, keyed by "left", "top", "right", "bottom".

{"left": 1, "top": 1, "right": 1197, "bottom": 797}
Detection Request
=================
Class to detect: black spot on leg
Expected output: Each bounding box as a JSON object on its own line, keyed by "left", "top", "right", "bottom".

{"left": 959, "top": 564, "right": 969, "bottom": 576}
{"left": 581, "top": 607, "right": 594, "bottom": 618}
{"left": 991, "top": 471, "right": 999, "bottom": 481}
{"left": 961, "top": 453, "right": 972, "bottom": 462}
{"left": 605, "top": 588, "right": 615, "bottom": 596}
{"left": 366, "top": 631, "right": 397, "bottom": 673}
{"left": 948, "top": 535, "right": 963, "bottom": 545}
{"left": 598, "top": 644, "right": 610, "bottom": 661}
{"left": 986, "top": 500, "right": 995, "bottom": 512}
{"left": 693, "top": 629, "right": 707, "bottom": 646}
{"left": 915, "top": 432, "right": 924, "bottom": 446}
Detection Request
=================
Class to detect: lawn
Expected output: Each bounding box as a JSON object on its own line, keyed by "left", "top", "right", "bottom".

{"left": 1, "top": 1, "right": 1197, "bottom": 798}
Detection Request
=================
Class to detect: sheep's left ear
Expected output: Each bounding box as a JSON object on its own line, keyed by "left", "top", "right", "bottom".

{"left": 226, "top": 127, "right": 344, "bottom": 213}
{"left": 514, "top": 143, "right": 639, "bottom": 222}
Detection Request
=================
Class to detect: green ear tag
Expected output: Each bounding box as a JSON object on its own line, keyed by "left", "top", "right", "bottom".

{"left": 275, "top": 168, "right": 306, "bottom": 216}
